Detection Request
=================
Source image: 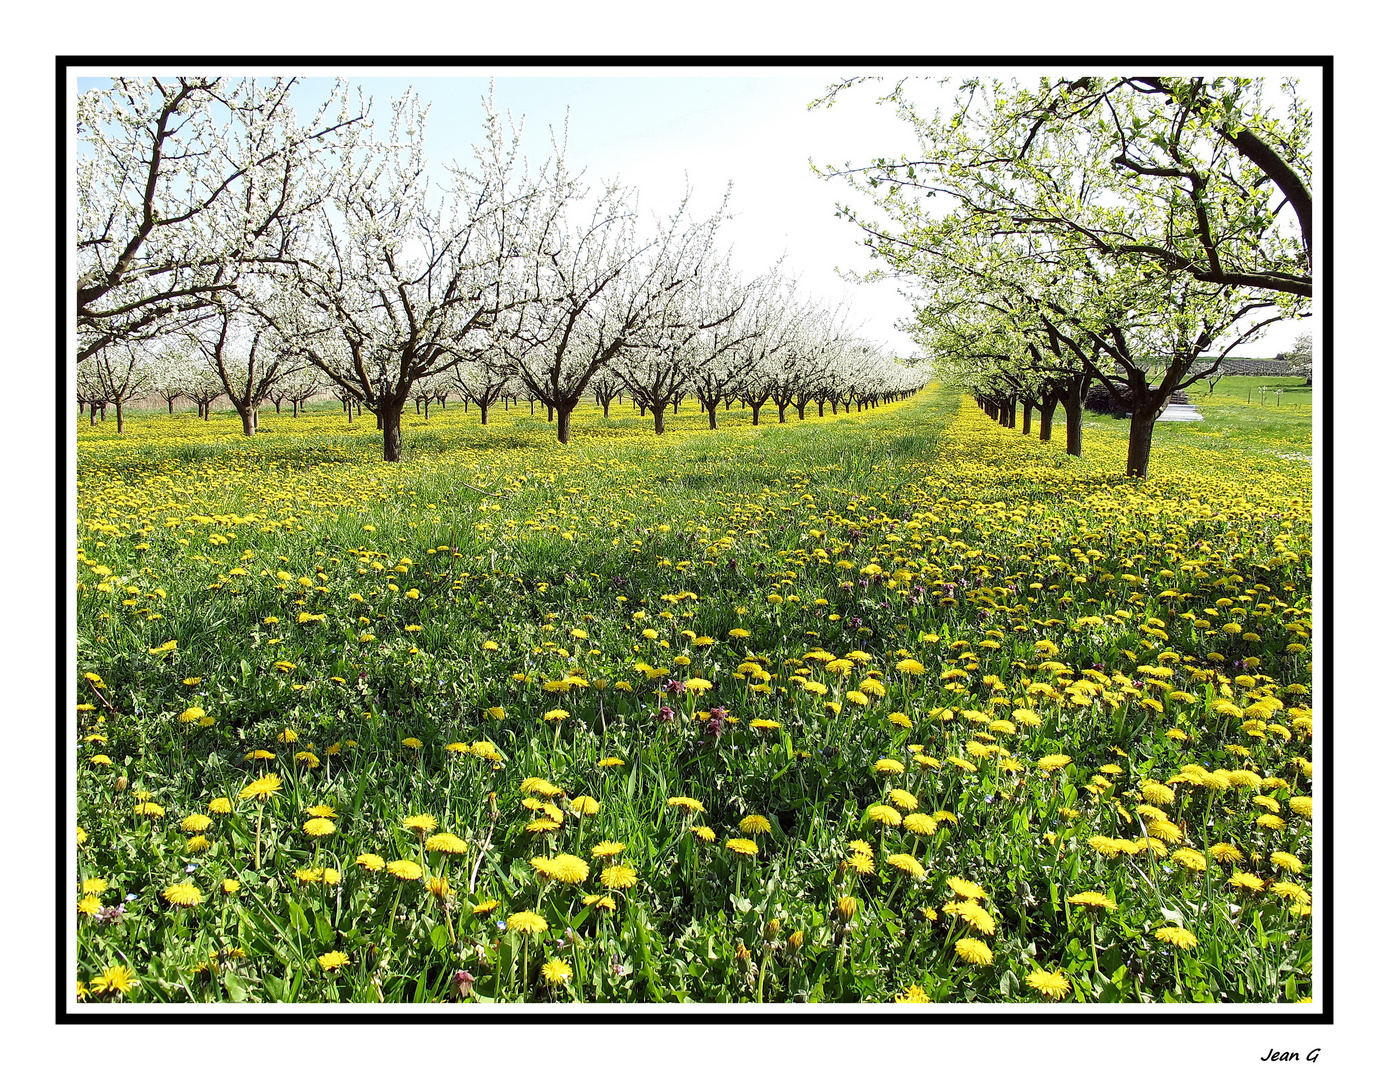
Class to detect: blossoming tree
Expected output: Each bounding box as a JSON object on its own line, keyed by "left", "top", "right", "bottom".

{"left": 282, "top": 90, "right": 553, "bottom": 461}
{"left": 77, "top": 77, "right": 363, "bottom": 363}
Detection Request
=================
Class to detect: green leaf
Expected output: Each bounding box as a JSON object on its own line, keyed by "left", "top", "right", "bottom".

{"left": 287, "top": 898, "right": 311, "bottom": 935}
{"left": 223, "top": 971, "right": 247, "bottom": 1002}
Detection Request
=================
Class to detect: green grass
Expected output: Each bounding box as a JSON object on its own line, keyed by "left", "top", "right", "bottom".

{"left": 74, "top": 384, "right": 1314, "bottom": 1006}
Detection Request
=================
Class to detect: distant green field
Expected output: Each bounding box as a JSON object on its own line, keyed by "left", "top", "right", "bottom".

{"left": 1079, "top": 376, "right": 1312, "bottom": 464}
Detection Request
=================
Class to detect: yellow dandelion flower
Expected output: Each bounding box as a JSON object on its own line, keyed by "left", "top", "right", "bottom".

{"left": 1154, "top": 926, "right": 1199, "bottom": 950}
{"left": 1067, "top": 891, "right": 1116, "bottom": 911}
{"left": 425, "top": 833, "right": 468, "bottom": 855}
{"left": 867, "top": 803, "right": 903, "bottom": 827}
{"left": 888, "top": 788, "right": 919, "bottom": 811}
{"left": 162, "top": 881, "right": 202, "bottom": 907}
{"left": 402, "top": 813, "right": 438, "bottom": 835}
{"left": 507, "top": 910, "right": 549, "bottom": 934}
{"left": 1026, "top": 970, "right": 1070, "bottom": 999}
{"left": 600, "top": 864, "right": 638, "bottom": 889}
{"left": 955, "top": 937, "right": 993, "bottom": 965}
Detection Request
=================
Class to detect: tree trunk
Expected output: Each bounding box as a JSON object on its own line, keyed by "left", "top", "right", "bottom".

{"left": 381, "top": 398, "right": 405, "bottom": 462}
{"left": 100, "top": 403, "right": 108, "bottom": 420}
{"left": 1038, "top": 399, "right": 1057, "bottom": 442}
{"left": 751, "top": 403, "right": 762, "bottom": 426}
{"left": 796, "top": 401, "right": 807, "bottom": 420}
{"left": 653, "top": 404, "right": 667, "bottom": 435}
{"left": 240, "top": 407, "right": 256, "bottom": 436}
{"left": 777, "top": 403, "right": 787, "bottom": 423}
{"left": 1022, "top": 400, "right": 1033, "bottom": 435}
{"left": 602, "top": 399, "right": 611, "bottom": 418}
{"left": 293, "top": 401, "right": 299, "bottom": 418}
{"left": 480, "top": 401, "right": 490, "bottom": 426}
{"left": 547, "top": 404, "right": 555, "bottom": 422}
{"left": 115, "top": 399, "right": 124, "bottom": 434}
{"left": 706, "top": 401, "right": 718, "bottom": 429}
{"left": 424, "top": 401, "right": 429, "bottom": 420}
{"left": 1126, "top": 409, "right": 1159, "bottom": 478}
{"left": 818, "top": 401, "right": 825, "bottom": 417}
{"left": 1063, "top": 379, "right": 1083, "bottom": 457}
{"left": 556, "top": 407, "right": 573, "bottom": 445}
{"left": 90, "top": 403, "right": 99, "bottom": 425}
{"left": 169, "top": 399, "right": 175, "bottom": 415}
{"left": 531, "top": 400, "right": 535, "bottom": 415}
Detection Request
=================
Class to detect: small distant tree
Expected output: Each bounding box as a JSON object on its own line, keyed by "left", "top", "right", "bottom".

{"left": 500, "top": 170, "right": 730, "bottom": 444}
{"left": 680, "top": 266, "right": 767, "bottom": 430}
{"left": 85, "top": 344, "right": 156, "bottom": 433}
{"left": 76, "top": 358, "right": 110, "bottom": 424}
{"left": 268, "top": 367, "right": 321, "bottom": 416}
{"left": 188, "top": 304, "right": 304, "bottom": 436}
{"left": 143, "top": 342, "right": 196, "bottom": 413}
{"left": 1279, "top": 330, "right": 1313, "bottom": 384}
{"left": 185, "top": 363, "right": 227, "bottom": 420}
{"left": 449, "top": 346, "right": 514, "bottom": 426}
{"left": 618, "top": 260, "right": 745, "bottom": 435}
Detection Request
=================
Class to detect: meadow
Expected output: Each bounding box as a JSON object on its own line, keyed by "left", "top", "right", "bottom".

{"left": 73, "top": 378, "right": 1314, "bottom": 1006}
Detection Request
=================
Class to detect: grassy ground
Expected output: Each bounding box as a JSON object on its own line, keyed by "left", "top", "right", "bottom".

{"left": 73, "top": 383, "right": 1314, "bottom": 1006}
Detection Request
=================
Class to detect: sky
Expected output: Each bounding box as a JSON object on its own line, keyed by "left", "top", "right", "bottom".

{"left": 76, "top": 64, "right": 1317, "bottom": 362}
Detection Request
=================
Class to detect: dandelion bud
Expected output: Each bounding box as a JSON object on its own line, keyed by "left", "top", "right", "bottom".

{"left": 114, "top": 775, "right": 128, "bottom": 793}
{"left": 787, "top": 930, "right": 804, "bottom": 954}
{"left": 735, "top": 940, "right": 752, "bottom": 966}
{"left": 835, "top": 895, "right": 859, "bottom": 922}
{"left": 488, "top": 791, "right": 498, "bottom": 820}
{"left": 764, "top": 918, "right": 781, "bottom": 942}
